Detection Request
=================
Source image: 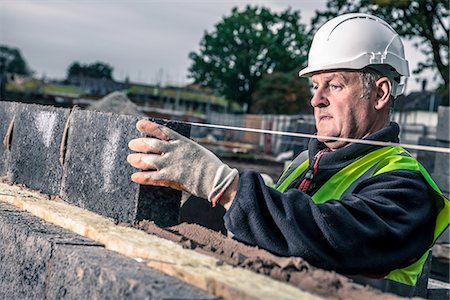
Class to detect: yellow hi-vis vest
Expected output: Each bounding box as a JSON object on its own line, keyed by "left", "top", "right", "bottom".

{"left": 276, "top": 145, "right": 450, "bottom": 286}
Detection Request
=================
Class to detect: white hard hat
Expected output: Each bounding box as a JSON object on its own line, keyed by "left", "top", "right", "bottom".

{"left": 299, "top": 13, "right": 409, "bottom": 97}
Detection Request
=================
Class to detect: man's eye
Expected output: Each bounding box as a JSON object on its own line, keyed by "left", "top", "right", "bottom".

{"left": 330, "top": 84, "right": 341, "bottom": 91}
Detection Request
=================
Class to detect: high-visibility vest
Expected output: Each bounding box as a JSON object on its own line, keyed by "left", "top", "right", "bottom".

{"left": 276, "top": 145, "right": 450, "bottom": 286}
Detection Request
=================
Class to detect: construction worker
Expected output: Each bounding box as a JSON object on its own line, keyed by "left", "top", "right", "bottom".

{"left": 127, "top": 13, "right": 449, "bottom": 297}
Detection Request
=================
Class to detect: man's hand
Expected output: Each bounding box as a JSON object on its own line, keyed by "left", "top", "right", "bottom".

{"left": 127, "top": 120, "right": 239, "bottom": 205}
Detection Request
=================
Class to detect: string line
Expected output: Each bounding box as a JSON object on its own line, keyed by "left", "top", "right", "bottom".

{"left": 185, "top": 121, "right": 450, "bottom": 154}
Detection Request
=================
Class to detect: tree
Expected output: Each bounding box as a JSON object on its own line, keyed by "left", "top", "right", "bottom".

{"left": 188, "top": 6, "right": 310, "bottom": 113}
{"left": 252, "top": 71, "right": 312, "bottom": 114}
{"left": 310, "top": 0, "right": 449, "bottom": 104}
{"left": 67, "top": 61, "right": 114, "bottom": 80}
{"left": 0, "top": 45, "right": 32, "bottom": 75}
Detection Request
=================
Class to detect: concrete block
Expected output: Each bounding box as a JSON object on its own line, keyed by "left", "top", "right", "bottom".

{"left": 437, "top": 227, "right": 449, "bottom": 243}
{"left": 180, "top": 195, "right": 227, "bottom": 234}
{"left": 427, "top": 288, "right": 450, "bottom": 300}
{"left": 0, "top": 101, "right": 17, "bottom": 176}
{"left": 436, "top": 106, "right": 449, "bottom": 142}
{"left": 0, "top": 202, "right": 216, "bottom": 300}
{"left": 60, "top": 110, "right": 190, "bottom": 225}
{"left": 48, "top": 244, "right": 217, "bottom": 300}
{"left": 0, "top": 202, "right": 100, "bottom": 299}
{"left": 431, "top": 173, "right": 449, "bottom": 197}
{"left": 433, "top": 151, "right": 449, "bottom": 176}
{"left": 7, "top": 103, "right": 70, "bottom": 195}
{"left": 417, "top": 137, "right": 437, "bottom": 174}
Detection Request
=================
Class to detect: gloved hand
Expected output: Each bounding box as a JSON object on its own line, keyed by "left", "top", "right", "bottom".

{"left": 127, "top": 120, "right": 239, "bottom": 205}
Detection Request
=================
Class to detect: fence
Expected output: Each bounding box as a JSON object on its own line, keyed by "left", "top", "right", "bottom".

{"left": 190, "top": 112, "right": 315, "bottom": 157}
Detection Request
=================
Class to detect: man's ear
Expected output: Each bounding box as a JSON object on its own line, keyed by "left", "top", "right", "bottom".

{"left": 374, "top": 77, "right": 392, "bottom": 110}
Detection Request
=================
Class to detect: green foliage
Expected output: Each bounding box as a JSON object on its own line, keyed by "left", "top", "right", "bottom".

{"left": 67, "top": 61, "right": 114, "bottom": 80}
{"left": 252, "top": 71, "right": 312, "bottom": 114}
{"left": 188, "top": 6, "right": 310, "bottom": 112}
{"left": 310, "top": 0, "right": 449, "bottom": 102}
{"left": 0, "top": 45, "right": 32, "bottom": 75}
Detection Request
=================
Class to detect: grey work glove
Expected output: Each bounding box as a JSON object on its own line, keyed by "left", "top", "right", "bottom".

{"left": 127, "top": 120, "right": 239, "bottom": 205}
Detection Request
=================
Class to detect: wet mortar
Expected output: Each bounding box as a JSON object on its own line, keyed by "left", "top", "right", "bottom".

{"left": 133, "top": 220, "right": 411, "bottom": 300}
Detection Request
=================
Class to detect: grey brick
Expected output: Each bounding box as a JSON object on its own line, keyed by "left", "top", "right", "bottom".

{"left": 417, "top": 137, "right": 437, "bottom": 174}
{"left": 431, "top": 172, "right": 449, "bottom": 197}
{"left": 7, "top": 103, "right": 70, "bottom": 195}
{"left": 433, "top": 151, "right": 449, "bottom": 176}
{"left": 0, "top": 101, "right": 17, "bottom": 176}
{"left": 436, "top": 106, "right": 449, "bottom": 142}
{"left": 0, "top": 202, "right": 216, "bottom": 300}
{"left": 60, "top": 110, "right": 190, "bottom": 225}
{"left": 0, "top": 202, "right": 100, "bottom": 299}
{"left": 437, "top": 227, "right": 449, "bottom": 243}
{"left": 48, "top": 245, "right": 217, "bottom": 300}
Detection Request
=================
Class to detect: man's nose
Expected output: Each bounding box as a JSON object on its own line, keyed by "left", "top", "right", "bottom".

{"left": 310, "top": 87, "right": 329, "bottom": 108}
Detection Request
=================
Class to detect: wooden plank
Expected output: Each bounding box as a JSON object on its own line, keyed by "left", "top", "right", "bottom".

{"left": 0, "top": 182, "right": 321, "bottom": 300}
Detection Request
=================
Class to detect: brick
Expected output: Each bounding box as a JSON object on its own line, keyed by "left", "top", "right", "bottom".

{"left": 0, "top": 101, "right": 17, "bottom": 176}
{"left": 60, "top": 110, "right": 190, "bottom": 225}
{"left": 431, "top": 172, "right": 449, "bottom": 197}
{"left": 0, "top": 202, "right": 100, "bottom": 299}
{"left": 436, "top": 227, "right": 449, "bottom": 243}
{"left": 417, "top": 137, "right": 437, "bottom": 174}
{"left": 7, "top": 103, "right": 70, "bottom": 195}
{"left": 436, "top": 106, "right": 449, "bottom": 142}
{"left": 48, "top": 245, "right": 217, "bottom": 300}
{"left": 0, "top": 202, "right": 216, "bottom": 300}
{"left": 180, "top": 195, "right": 227, "bottom": 234}
{"left": 432, "top": 140, "right": 449, "bottom": 197}
{"left": 433, "top": 151, "right": 449, "bottom": 176}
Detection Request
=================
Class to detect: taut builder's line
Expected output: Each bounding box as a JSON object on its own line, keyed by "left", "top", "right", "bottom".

{"left": 184, "top": 121, "right": 450, "bottom": 154}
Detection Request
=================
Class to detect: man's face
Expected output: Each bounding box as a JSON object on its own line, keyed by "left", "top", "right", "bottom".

{"left": 310, "top": 71, "right": 380, "bottom": 149}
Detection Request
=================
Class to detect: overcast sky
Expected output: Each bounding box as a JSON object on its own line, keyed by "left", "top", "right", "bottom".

{"left": 0, "top": 0, "right": 439, "bottom": 93}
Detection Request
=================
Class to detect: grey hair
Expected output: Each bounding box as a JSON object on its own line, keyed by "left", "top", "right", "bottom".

{"left": 357, "top": 67, "right": 395, "bottom": 120}
{"left": 358, "top": 67, "right": 382, "bottom": 99}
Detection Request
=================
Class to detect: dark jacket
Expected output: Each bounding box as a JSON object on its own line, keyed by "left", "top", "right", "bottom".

{"left": 224, "top": 122, "right": 437, "bottom": 276}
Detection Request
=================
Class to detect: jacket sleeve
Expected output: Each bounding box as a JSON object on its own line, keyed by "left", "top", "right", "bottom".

{"left": 223, "top": 170, "right": 437, "bottom": 275}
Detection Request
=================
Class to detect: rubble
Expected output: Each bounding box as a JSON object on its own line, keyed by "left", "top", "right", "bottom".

{"left": 87, "top": 91, "right": 146, "bottom": 117}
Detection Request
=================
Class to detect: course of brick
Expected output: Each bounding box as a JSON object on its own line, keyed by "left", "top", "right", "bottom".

{"left": 0, "top": 201, "right": 216, "bottom": 299}
{"left": 0, "top": 101, "right": 190, "bottom": 225}
{"left": 60, "top": 110, "right": 189, "bottom": 225}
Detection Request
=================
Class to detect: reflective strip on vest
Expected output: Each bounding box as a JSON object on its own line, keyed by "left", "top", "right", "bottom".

{"left": 276, "top": 145, "right": 450, "bottom": 286}
{"left": 276, "top": 160, "right": 309, "bottom": 192}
